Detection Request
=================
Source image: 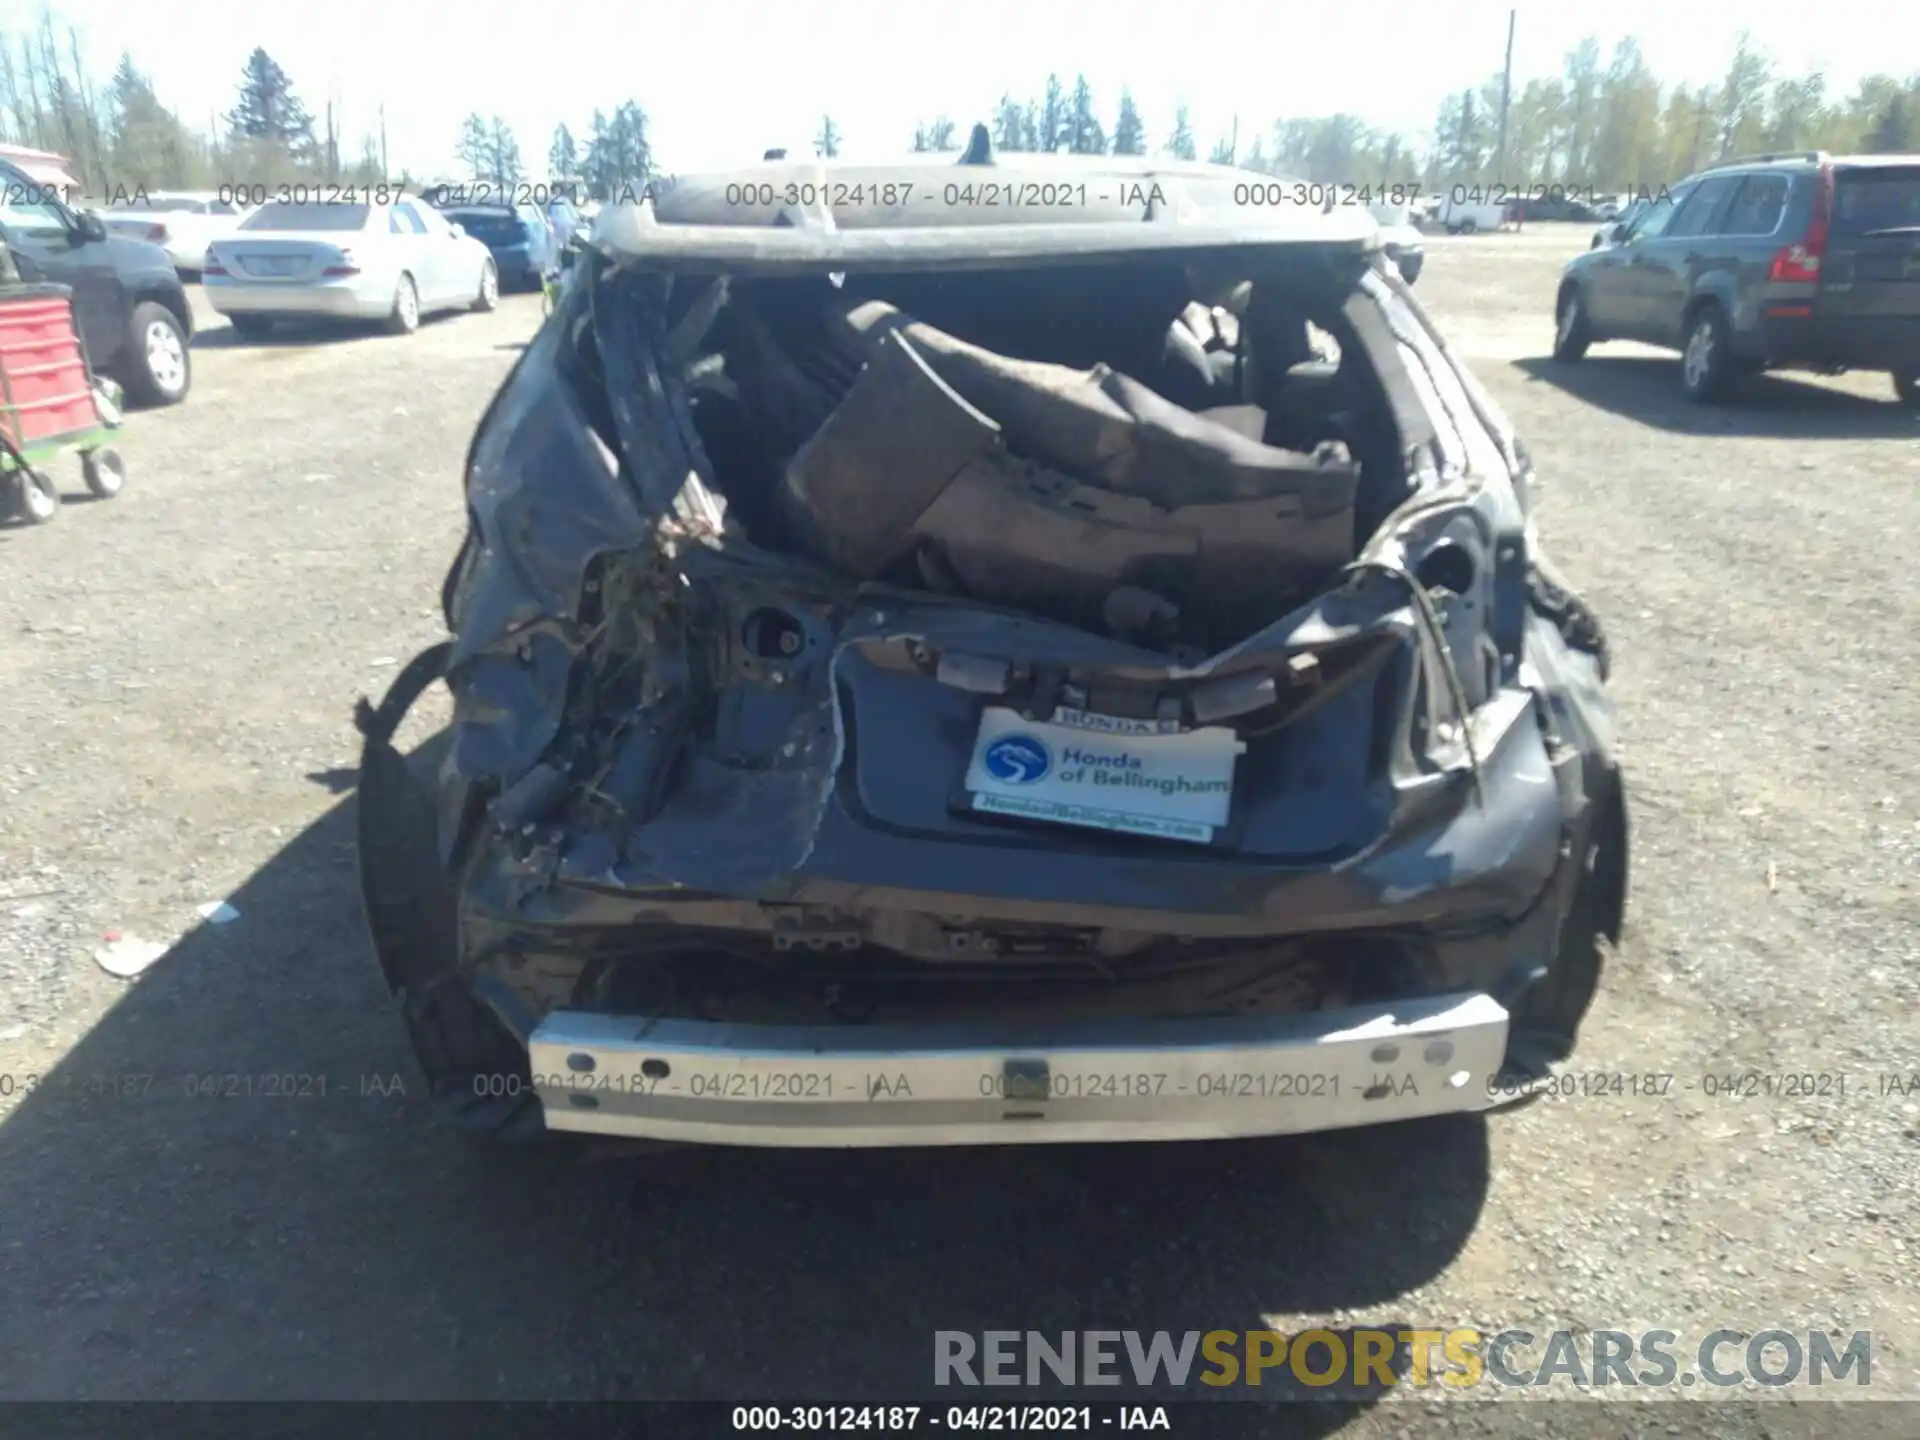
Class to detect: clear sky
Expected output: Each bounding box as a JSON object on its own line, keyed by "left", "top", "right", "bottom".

{"left": 1, "top": 0, "right": 1911, "bottom": 177}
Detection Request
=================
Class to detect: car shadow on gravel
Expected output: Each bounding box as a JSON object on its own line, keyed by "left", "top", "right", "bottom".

{"left": 0, "top": 733, "right": 1488, "bottom": 1415}
{"left": 194, "top": 314, "right": 483, "bottom": 350}
{"left": 1514, "top": 355, "right": 1919, "bottom": 438}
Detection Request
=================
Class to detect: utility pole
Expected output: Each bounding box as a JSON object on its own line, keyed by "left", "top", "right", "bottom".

{"left": 379, "top": 104, "right": 388, "bottom": 180}
{"left": 1230, "top": 114, "right": 1239, "bottom": 166}
{"left": 1494, "top": 8, "right": 1516, "bottom": 178}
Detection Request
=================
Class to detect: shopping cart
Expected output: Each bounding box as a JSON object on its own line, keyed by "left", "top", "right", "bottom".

{"left": 0, "top": 282, "right": 127, "bottom": 526}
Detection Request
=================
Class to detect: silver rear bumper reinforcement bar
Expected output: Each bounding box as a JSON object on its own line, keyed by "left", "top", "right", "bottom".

{"left": 527, "top": 992, "right": 1509, "bottom": 1147}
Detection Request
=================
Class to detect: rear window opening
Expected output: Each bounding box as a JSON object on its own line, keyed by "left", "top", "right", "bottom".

{"left": 1832, "top": 167, "right": 1920, "bottom": 238}
{"left": 659, "top": 256, "right": 1410, "bottom": 652}
{"left": 240, "top": 202, "right": 369, "bottom": 232}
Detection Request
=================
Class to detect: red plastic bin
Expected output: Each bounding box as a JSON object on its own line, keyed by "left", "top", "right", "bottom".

{"left": 0, "top": 284, "right": 101, "bottom": 451}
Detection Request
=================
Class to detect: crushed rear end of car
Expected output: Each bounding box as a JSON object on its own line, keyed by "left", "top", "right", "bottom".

{"left": 356, "top": 157, "right": 1626, "bottom": 1149}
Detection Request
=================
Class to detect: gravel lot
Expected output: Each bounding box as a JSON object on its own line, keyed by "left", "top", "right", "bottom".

{"left": 1, "top": 228, "right": 1916, "bottom": 1433}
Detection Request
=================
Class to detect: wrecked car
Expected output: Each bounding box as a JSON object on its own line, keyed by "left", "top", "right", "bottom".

{"left": 356, "top": 140, "right": 1627, "bottom": 1149}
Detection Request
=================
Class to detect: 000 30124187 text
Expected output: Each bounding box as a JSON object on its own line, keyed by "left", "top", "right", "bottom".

{"left": 730, "top": 1404, "right": 1169, "bottom": 1431}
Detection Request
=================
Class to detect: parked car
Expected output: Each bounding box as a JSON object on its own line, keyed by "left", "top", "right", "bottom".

{"left": 430, "top": 201, "right": 558, "bottom": 290}
{"left": 1367, "top": 200, "right": 1426, "bottom": 283}
{"left": 203, "top": 196, "right": 499, "bottom": 338}
{"left": 0, "top": 158, "right": 193, "bottom": 405}
{"left": 1438, "top": 194, "right": 1512, "bottom": 234}
{"left": 101, "top": 191, "right": 253, "bottom": 276}
{"left": 356, "top": 143, "right": 1626, "bottom": 1151}
{"left": 1509, "top": 194, "right": 1596, "bottom": 223}
{"left": 1553, "top": 151, "right": 1920, "bottom": 404}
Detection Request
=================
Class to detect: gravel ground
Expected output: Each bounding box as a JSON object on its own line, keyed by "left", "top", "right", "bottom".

{"left": 0, "top": 231, "right": 1916, "bottom": 1435}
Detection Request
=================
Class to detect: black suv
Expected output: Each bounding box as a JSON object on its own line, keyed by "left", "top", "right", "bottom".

{"left": 0, "top": 161, "right": 194, "bottom": 406}
{"left": 1551, "top": 152, "right": 1920, "bottom": 405}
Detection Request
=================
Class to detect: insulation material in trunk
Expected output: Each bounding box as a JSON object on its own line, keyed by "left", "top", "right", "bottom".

{"left": 779, "top": 303, "right": 1361, "bottom": 633}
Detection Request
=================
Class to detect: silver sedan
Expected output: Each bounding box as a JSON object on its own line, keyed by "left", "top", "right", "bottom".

{"left": 203, "top": 196, "right": 499, "bottom": 338}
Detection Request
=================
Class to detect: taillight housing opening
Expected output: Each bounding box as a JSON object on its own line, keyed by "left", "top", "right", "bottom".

{"left": 202, "top": 249, "right": 226, "bottom": 276}
{"left": 1769, "top": 165, "right": 1833, "bottom": 283}
{"left": 146, "top": 223, "right": 169, "bottom": 244}
{"left": 321, "top": 251, "right": 360, "bottom": 277}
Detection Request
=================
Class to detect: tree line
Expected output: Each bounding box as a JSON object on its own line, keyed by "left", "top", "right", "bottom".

{"left": 910, "top": 38, "right": 1919, "bottom": 189}
{"left": 0, "top": 26, "right": 400, "bottom": 194}
{"left": 0, "top": 22, "right": 657, "bottom": 199}
{"left": 910, "top": 76, "right": 1164, "bottom": 158}
{"left": 1424, "top": 34, "right": 1917, "bottom": 190}
{"left": 458, "top": 102, "right": 654, "bottom": 198}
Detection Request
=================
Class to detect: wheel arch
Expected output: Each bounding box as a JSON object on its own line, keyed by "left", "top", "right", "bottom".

{"left": 132, "top": 283, "right": 192, "bottom": 342}
{"left": 1680, "top": 288, "right": 1729, "bottom": 335}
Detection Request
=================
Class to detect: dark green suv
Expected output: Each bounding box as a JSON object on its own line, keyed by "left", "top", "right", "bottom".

{"left": 0, "top": 160, "right": 194, "bottom": 406}
{"left": 1551, "top": 151, "right": 1920, "bottom": 405}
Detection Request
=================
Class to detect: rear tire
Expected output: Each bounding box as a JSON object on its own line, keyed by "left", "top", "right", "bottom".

{"left": 355, "top": 648, "right": 552, "bottom": 1145}
{"left": 1552, "top": 287, "right": 1592, "bottom": 362}
{"left": 385, "top": 274, "right": 420, "bottom": 335}
{"left": 472, "top": 260, "right": 499, "bottom": 313}
{"left": 81, "top": 446, "right": 126, "bottom": 499}
{"left": 122, "top": 301, "right": 191, "bottom": 407}
{"left": 1895, "top": 371, "right": 1920, "bottom": 408}
{"left": 1680, "top": 305, "right": 1733, "bottom": 402}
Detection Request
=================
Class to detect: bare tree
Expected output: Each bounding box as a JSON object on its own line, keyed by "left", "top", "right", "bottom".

{"left": 68, "top": 26, "right": 107, "bottom": 189}
{"left": 0, "top": 40, "right": 30, "bottom": 144}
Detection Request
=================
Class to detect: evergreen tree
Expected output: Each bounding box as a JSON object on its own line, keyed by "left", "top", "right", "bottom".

{"left": 1037, "top": 74, "right": 1066, "bottom": 154}
{"left": 1166, "top": 103, "right": 1196, "bottom": 160}
{"left": 583, "top": 102, "right": 652, "bottom": 197}
{"left": 1111, "top": 88, "right": 1146, "bottom": 155}
{"left": 581, "top": 108, "right": 610, "bottom": 195}
{"left": 991, "top": 92, "right": 1031, "bottom": 152}
{"left": 485, "top": 116, "right": 523, "bottom": 187}
{"left": 910, "top": 116, "right": 957, "bottom": 152}
{"left": 1066, "top": 74, "right": 1105, "bottom": 154}
{"left": 549, "top": 122, "right": 578, "bottom": 180}
{"left": 226, "top": 48, "right": 314, "bottom": 149}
